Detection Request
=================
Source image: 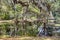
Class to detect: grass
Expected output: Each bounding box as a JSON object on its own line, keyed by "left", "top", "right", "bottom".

{"left": 0, "top": 36, "right": 60, "bottom": 40}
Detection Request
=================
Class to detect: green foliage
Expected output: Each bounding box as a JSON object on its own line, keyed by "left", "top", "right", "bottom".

{"left": 29, "top": 5, "right": 40, "bottom": 14}
{"left": 27, "top": 29, "right": 38, "bottom": 36}
{"left": 0, "top": 0, "right": 60, "bottom": 37}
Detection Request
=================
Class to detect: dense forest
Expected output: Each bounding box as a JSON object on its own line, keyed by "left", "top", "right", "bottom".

{"left": 0, "top": 0, "right": 60, "bottom": 37}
